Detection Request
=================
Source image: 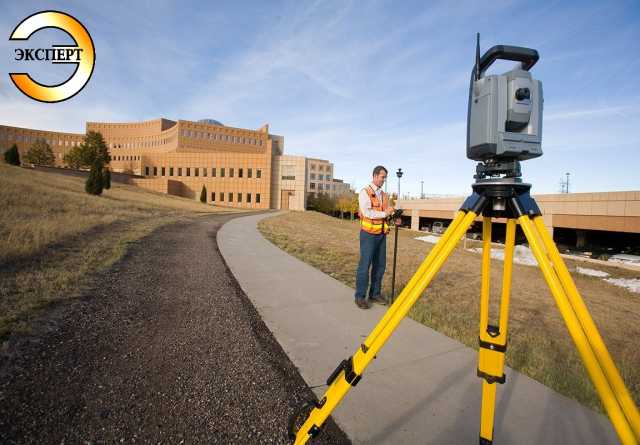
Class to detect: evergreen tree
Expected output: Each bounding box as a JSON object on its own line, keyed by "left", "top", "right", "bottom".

{"left": 4, "top": 144, "right": 20, "bottom": 165}
{"left": 200, "top": 185, "right": 207, "bottom": 203}
{"left": 306, "top": 193, "right": 318, "bottom": 211}
{"left": 85, "top": 159, "right": 104, "bottom": 195}
{"left": 103, "top": 168, "right": 111, "bottom": 190}
{"left": 64, "top": 131, "right": 110, "bottom": 169}
{"left": 24, "top": 138, "right": 55, "bottom": 166}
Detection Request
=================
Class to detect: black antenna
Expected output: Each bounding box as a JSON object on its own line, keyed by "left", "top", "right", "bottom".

{"left": 475, "top": 32, "right": 481, "bottom": 80}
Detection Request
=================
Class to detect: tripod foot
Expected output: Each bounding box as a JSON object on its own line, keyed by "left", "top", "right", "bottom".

{"left": 288, "top": 399, "right": 325, "bottom": 441}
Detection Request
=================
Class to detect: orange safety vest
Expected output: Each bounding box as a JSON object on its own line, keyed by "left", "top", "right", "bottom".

{"left": 360, "top": 185, "right": 390, "bottom": 235}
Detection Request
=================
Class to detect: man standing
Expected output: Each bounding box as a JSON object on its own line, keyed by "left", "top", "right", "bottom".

{"left": 355, "top": 166, "right": 395, "bottom": 309}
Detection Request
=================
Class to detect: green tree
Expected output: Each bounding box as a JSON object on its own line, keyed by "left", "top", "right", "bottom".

{"left": 64, "top": 131, "right": 110, "bottom": 169}
{"left": 23, "top": 138, "right": 55, "bottom": 166}
{"left": 306, "top": 193, "right": 318, "bottom": 211}
{"left": 103, "top": 168, "right": 111, "bottom": 190}
{"left": 4, "top": 144, "right": 20, "bottom": 165}
{"left": 200, "top": 185, "right": 207, "bottom": 203}
{"left": 85, "top": 159, "right": 104, "bottom": 195}
{"left": 349, "top": 193, "right": 359, "bottom": 220}
{"left": 316, "top": 192, "right": 335, "bottom": 215}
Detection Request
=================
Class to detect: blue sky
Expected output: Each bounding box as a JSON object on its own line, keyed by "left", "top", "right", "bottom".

{"left": 1, "top": 0, "right": 639, "bottom": 196}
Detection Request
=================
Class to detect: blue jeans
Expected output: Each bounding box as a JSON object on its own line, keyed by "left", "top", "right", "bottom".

{"left": 355, "top": 230, "right": 387, "bottom": 299}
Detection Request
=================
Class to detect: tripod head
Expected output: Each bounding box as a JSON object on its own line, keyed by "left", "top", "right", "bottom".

{"left": 467, "top": 34, "right": 543, "bottom": 183}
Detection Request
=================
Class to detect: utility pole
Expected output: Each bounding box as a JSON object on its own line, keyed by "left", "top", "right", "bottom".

{"left": 421, "top": 180, "right": 424, "bottom": 199}
{"left": 566, "top": 172, "right": 570, "bottom": 194}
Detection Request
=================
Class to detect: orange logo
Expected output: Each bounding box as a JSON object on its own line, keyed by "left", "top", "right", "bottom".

{"left": 9, "top": 10, "right": 95, "bottom": 103}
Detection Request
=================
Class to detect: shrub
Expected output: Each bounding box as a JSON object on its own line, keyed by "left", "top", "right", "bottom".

{"left": 200, "top": 185, "right": 207, "bottom": 203}
{"left": 4, "top": 144, "right": 20, "bottom": 165}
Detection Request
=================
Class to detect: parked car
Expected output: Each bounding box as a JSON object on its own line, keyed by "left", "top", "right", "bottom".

{"left": 432, "top": 221, "right": 447, "bottom": 234}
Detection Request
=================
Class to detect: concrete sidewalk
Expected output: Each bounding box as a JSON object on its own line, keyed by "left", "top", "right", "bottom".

{"left": 217, "top": 212, "right": 619, "bottom": 444}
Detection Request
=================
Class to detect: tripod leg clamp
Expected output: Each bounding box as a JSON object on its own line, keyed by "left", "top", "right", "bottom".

{"left": 327, "top": 356, "right": 362, "bottom": 387}
{"left": 477, "top": 335, "right": 507, "bottom": 384}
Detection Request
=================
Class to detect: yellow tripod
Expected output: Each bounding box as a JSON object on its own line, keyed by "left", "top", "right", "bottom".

{"left": 289, "top": 182, "right": 640, "bottom": 444}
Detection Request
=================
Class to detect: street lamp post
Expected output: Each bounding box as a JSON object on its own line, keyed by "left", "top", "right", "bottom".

{"left": 391, "top": 168, "right": 403, "bottom": 304}
{"left": 421, "top": 180, "right": 424, "bottom": 199}
{"left": 566, "top": 172, "right": 570, "bottom": 194}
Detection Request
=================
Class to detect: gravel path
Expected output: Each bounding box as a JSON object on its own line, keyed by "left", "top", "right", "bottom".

{"left": 0, "top": 213, "right": 349, "bottom": 444}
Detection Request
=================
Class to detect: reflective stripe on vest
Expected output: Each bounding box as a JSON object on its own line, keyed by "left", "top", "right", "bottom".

{"left": 360, "top": 185, "right": 389, "bottom": 235}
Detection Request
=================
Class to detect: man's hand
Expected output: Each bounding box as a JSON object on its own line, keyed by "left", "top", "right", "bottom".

{"left": 385, "top": 207, "right": 395, "bottom": 217}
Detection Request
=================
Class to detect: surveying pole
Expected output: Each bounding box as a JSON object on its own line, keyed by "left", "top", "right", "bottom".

{"left": 390, "top": 168, "right": 404, "bottom": 304}
{"left": 288, "top": 35, "right": 640, "bottom": 445}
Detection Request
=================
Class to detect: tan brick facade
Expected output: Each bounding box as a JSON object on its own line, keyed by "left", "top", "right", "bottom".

{"left": 1, "top": 118, "right": 277, "bottom": 209}
{"left": 398, "top": 191, "right": 640, "bottom": 235}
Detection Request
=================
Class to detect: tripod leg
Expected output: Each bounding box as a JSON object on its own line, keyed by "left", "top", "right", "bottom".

{"left": 478, "top": 219, "right": 516, "bottom": 444}
{"left": 518, "top": 215, "right": 637, "bottom": 445}
{"left": 366, "top": 211, "right": 468, "bottom": 348}
{"left": 291, "top": 210, "right": 477, "bottom": 444}
{"left": 531, "top": 216, "right": 640, "bottom": 440}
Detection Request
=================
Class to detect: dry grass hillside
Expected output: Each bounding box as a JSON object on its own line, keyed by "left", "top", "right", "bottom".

{"left": 0, "top": 162, "right": 238, "bottom": 340}
{"left": 259, "top": 210, "right": 640, "bottom": 413}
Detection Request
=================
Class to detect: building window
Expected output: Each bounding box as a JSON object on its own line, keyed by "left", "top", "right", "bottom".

{"left": 319, "top": 174, "right": 324, "bottom": 180}
{"left": 256, "top": 194, "right": 261, "bottom": 203}
{"left": 247, "top": 193, "right": 251, "bottom": 203}
{"left": 203, "top": 168, "right": 207, "bottom": 177}
{"left": 211, "top": 192, "right": 216, "bottom": 202}
{"left": 248, "top": 168, "right": 252, "bottom": 178}
{"left": 326, "top": 175, "right": 331, "bottom": 181}
{"left": 169, "top": 167, "right": 174, "bottom": 176}
{"left": 178, "top": 168, "right": 182, "bottom": 176}
{"left": 239, "top": 168, "right": 243, "bottom": 178}
{"left": 237, "top": 193, "right": 242, "bottom": 202}
{"left": 256, "top": 169, "right": 262, "bottom": 179}
{"left": 311, "top": 164, "right": 316, "bottom": 170}
{"left": 310, "top": 183, "right": 316, "bottom": 189}
{"left": 145, "top": 166, "right": 149, "bottom": 176}
{"left": 212, "top": 167, "right": 216, "bottom": 177}
{"left": 153, "top": 167, "right": 157, "bottom": 176}
{"left": 161, "top": 167, "right": 165, "bottom": 176}
{"left": 228, "top": 193, "right": 233, "bottom": 202}
{"left": 186, "top": 168, "right": 190, "bottom": 177}
{"left": 220, "top": 168, "right": 225, "bottom": 178}
{"left": 310, "top": 173, "right": 316, "bottom": 180}
{"left": 195, "top": 167, "right": 199, "bottom": 177}
{"left": 230, "top": 168, "right": 234, "bottom": 178}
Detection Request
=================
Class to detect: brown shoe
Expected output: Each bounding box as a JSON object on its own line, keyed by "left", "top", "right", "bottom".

{"left": 355, "top": 299, "right": 371, "bottom": 309}
{"left": 369, "top": 295, "right": 387, "bottom": 305}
